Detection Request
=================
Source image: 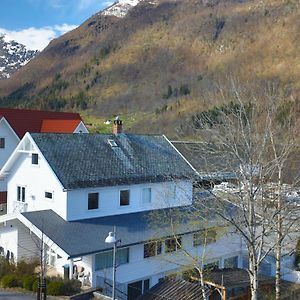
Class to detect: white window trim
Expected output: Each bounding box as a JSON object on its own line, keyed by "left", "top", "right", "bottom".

{"left": 87, "top": 191, "right": 100, "bottom": 211}
{"left": 141, "top": 187, "right": 152, "bottom": 206}
{"left": 44, "top": 191, "right": 54, "bottom": 201}
{"left": 31, "top": 153, "right": 40, "bottom": 167}
{"left": 0, "top": 137, "right": 6, "bottom": 149}
{"left": 119, "top": 189, "right": 131, "bottom": 208}
{"left": 17, "top": 185, "right": 26, "bottom": 202}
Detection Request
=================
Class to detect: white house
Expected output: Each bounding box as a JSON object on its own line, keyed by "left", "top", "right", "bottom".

{"left": 0, "top": 129, "right": 245, "bottom": 299}
{"left": 0, "top": 108, "right": 88, "bottom": 213}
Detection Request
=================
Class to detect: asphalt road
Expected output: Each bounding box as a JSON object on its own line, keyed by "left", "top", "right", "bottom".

{"left": 0, "top": 290, "right": 36, "bottom": 299}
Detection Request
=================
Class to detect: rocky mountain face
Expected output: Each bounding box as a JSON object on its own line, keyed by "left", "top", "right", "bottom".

{"left": 0, "top": 35, "right": 38, "bottom": 80}
{"left": 0, "top": 0, "right": 299, "bottom": 137}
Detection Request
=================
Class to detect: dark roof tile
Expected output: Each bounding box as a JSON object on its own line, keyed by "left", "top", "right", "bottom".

{"left": 31, "top": 133, "right": 197, "bottom": 189}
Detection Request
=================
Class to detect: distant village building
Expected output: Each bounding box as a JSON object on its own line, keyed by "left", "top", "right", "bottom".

{"left": 0, "top": 108, "right": 88, "bottom": 213}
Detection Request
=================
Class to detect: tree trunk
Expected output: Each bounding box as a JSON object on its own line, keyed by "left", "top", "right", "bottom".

{"left": 249, "top": 252, "right": 259, "bottom": 300}
{"left": 275, "top": 168, "right": 282, "bottom": 300}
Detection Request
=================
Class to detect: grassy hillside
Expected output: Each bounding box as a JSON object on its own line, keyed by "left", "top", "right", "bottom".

{"left": 0, "top": 0, "right": 299, "bottom": 137}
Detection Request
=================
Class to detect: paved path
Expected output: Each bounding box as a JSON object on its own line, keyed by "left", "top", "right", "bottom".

{"left": 0, "top": 290, "right": 36, "bottom": 299}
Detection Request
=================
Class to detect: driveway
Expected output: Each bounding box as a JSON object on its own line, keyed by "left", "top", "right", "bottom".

{"left": 0, "top": 290, "right": 36, "bottom": 300}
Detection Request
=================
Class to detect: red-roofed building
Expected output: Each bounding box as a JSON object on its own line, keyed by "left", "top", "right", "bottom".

{"left": 0, "top": 108, "right": 88, "bottom": 214}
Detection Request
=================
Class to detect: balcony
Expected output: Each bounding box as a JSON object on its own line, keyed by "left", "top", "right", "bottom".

{"left": 12, "top": 201, "right": 28, "bottom": 213}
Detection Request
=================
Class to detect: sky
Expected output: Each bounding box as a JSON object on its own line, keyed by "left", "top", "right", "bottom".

{"left": 0, "top": 0, "right": 114, "bottom": 50}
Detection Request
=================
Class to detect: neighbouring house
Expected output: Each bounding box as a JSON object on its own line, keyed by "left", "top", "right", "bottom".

{"left": 0, "top": 108, "right": 88, "bottom": 213}
{"left": 0, "top": 123, "right": 245, "bottom": 300}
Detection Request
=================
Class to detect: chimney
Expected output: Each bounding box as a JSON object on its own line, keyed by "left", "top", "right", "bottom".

{"left": 112, "top": 119, "right": 123, "bottom": 134}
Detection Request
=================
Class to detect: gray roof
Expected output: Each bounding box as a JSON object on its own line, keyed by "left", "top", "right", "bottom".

{"left": 31, "top": 133, "right": 197, "bottom": 189}
{"left": 22, "top": 207, "right": 207, "bottom": 258}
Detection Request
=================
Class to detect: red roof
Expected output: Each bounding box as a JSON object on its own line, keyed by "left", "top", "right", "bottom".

{"left": 41, "top": 119, "right": 81, "bottom": 133}
{"left": 0, "top": 108, "right": 83, "bottom": 138}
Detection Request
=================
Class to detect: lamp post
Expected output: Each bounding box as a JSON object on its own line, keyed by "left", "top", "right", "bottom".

{"left": 105, "top": 227, "right": 120, "bottom": 300}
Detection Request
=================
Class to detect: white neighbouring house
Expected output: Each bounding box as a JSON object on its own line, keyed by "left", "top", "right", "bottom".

{"left": 0, "top": 108, "right": 88, "bottom": 213}
{"left": 0, "top": 128, "right": 245, "bottom": 299}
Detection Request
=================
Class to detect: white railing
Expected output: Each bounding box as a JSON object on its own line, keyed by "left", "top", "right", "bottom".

{"left": 12, "top": 201, "right": 28, "bottom": 213}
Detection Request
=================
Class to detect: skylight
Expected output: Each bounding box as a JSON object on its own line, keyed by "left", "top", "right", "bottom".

{"left": 108, "top": 139, "right": 118, "bottom": 147}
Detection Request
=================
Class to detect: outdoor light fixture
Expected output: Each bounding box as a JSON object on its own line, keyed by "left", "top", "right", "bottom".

{"left": 105, "top": 227, "right": 120, "bottom": 300}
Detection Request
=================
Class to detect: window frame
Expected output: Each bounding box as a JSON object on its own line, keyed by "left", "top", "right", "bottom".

{"left": 141, "top": 187, "right": 152, "bottom": 205}
{"left": 44, "top": 191, "right": 53, "bottom": 200}
{"left": 88, "top": 192, "right": 99, "bottom": 210}
{"left": 0, "top": 137, "right": 5, "bottom": 149}
{"left": 165, "top": 237, "right": 182, "bottom": 253}
{"left": 17, "top": 185, "right": 26, "bottom": 202}
{"left": 31, "top": 153, "right": 39, "bottom": 165}
{"left": 193, "top": 228, "right": 217, "bottom": 247}
{"left": 95, "top": 247, "right": 129, "bottom": 271}
{"left": 120, "top": 189, "right": 130, "bottom": 206}
{"left": 143, "top": 240, "right": 162, "bottom": 258}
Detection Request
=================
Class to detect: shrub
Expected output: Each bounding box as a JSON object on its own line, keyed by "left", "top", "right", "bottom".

{"left": 63, "top": 279, "right": 81, "bottom": 295}
{"left": 23, "top": 275, "right": 36, "bottom": 291}
{"left": 1, "top": 274, "right": 21, "bottom": 288}
{"left": 16, "top": 259, "right": 38, "bottom": 276}
{"left": 47, "top": 281, "right": 65, "bottom": 296}
{"left": 0, "top": 257, "right": 15, "bottom": 279}
{"left": 32, "top": 279, "right": 39, "bottom": 292}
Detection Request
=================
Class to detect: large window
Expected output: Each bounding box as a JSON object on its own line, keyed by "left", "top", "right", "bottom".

{"left": 165, "top": 237, "right": 182, "bottom": 253}
{"left": 45, "top": 192, "right": 53, "bottom": 199}
{"left": 193, "top": 228, "right": 217, "bottom": 247}
{"left": 224, "top": 256, "right": 238, "bottom": 268}
{"left": 95, "top": 248, "right": 129, "bottom": 271}
{"left": 142, "top": 188, "right": 151, "bottom": 204}
{"left": 120, "top": 190, "right": 130, "bottom": 206}
{"left": 88, "top": 193, "right": 99, "bottom": 210}
{"left": 0, "top": 138, "right": 5, "bottom": 149}
{"left": 32, "top": 153, "right": 39, "bottom": 165}
{"left": 144, "top": 241, "right": 162, "bottom": 258}
{"left": 17, "top": 186, "right": 26, "bottom": 202}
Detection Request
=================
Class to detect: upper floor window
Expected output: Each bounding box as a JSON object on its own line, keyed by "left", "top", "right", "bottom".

{"left": 32, "top": 153, "right": 39, "bottom": 165}
{"left": 142, "top": 188, "right": 152, "bottom": 204}
{"left": 144, "top": 240, "right": 162, "bottom": 258}
{"left": 17, "top": 186, "right": 26, "bottom": 202}
{"left": 193, "top": 228, "right": 217, "bottom": 247}
{"left": 95, "top": 248, "right": 129, "bottom": 271}
{"left": 120, "top": 190, "right": 130, "bottom": 206}
{"left": 165, "top": 237, "right": 182, "bottom": 253}
{"left": 0, "top": 138, "right": 5, "bottom": 149}
{"left": 88, "top": 193, "right": 99, "bottom": 210}
{"left": 45, "top": 192, "right": 53, "bottom": 199}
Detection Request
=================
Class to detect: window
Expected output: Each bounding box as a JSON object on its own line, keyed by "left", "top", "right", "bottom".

{"left": 88, "top": 193, "right": 99, "bottom": 210}
{"left": 142, "top": 188, "right": 152, "bottom": 204}
{"left": 120, "top": 190, "right": 130, "bottom": 206}
{"left": 32, "top": 153, "right": 38, "bottom": 165}
{"left": 204, "top": 261, "right": 219, "bottom": 270}
{"left": 0, "top": 138, "right": 5, "bottom": 149}
{"left": 224, "top": 256, "right": 239, "bottom": 268}
{"left": 17, "top": 186, "right": 26, "bottom": 202}
{"left": 45, "top": 192, "right": 53, "bottom": 199}
{"left": 144, "top": 241, "right": 162, "bottom": 258}
{"left": 95, "top": 248, "right": 129, "bottom": 270}
{"left": 193, "top": 228, "right": 217, "bottom": 247}
{"left": 165, "top": 237, "right": 182, "bottom": 253}
{"left": 108, "top": 139, "right": 118, "bottom": 147}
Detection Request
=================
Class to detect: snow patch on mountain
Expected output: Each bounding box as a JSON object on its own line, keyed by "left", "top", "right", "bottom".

{"left": 0, "top": 35, "right": 38, "bottom": 80}
{"left": 102, "top": 0, "right": 157, "bottom": 18}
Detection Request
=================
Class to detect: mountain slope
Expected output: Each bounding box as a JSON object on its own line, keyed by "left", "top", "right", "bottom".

{"left": 0, "top": 35, "right": 38, "bottom": 80}
{"left": 0, "top": 0, "right": 299, "bottom": 136}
